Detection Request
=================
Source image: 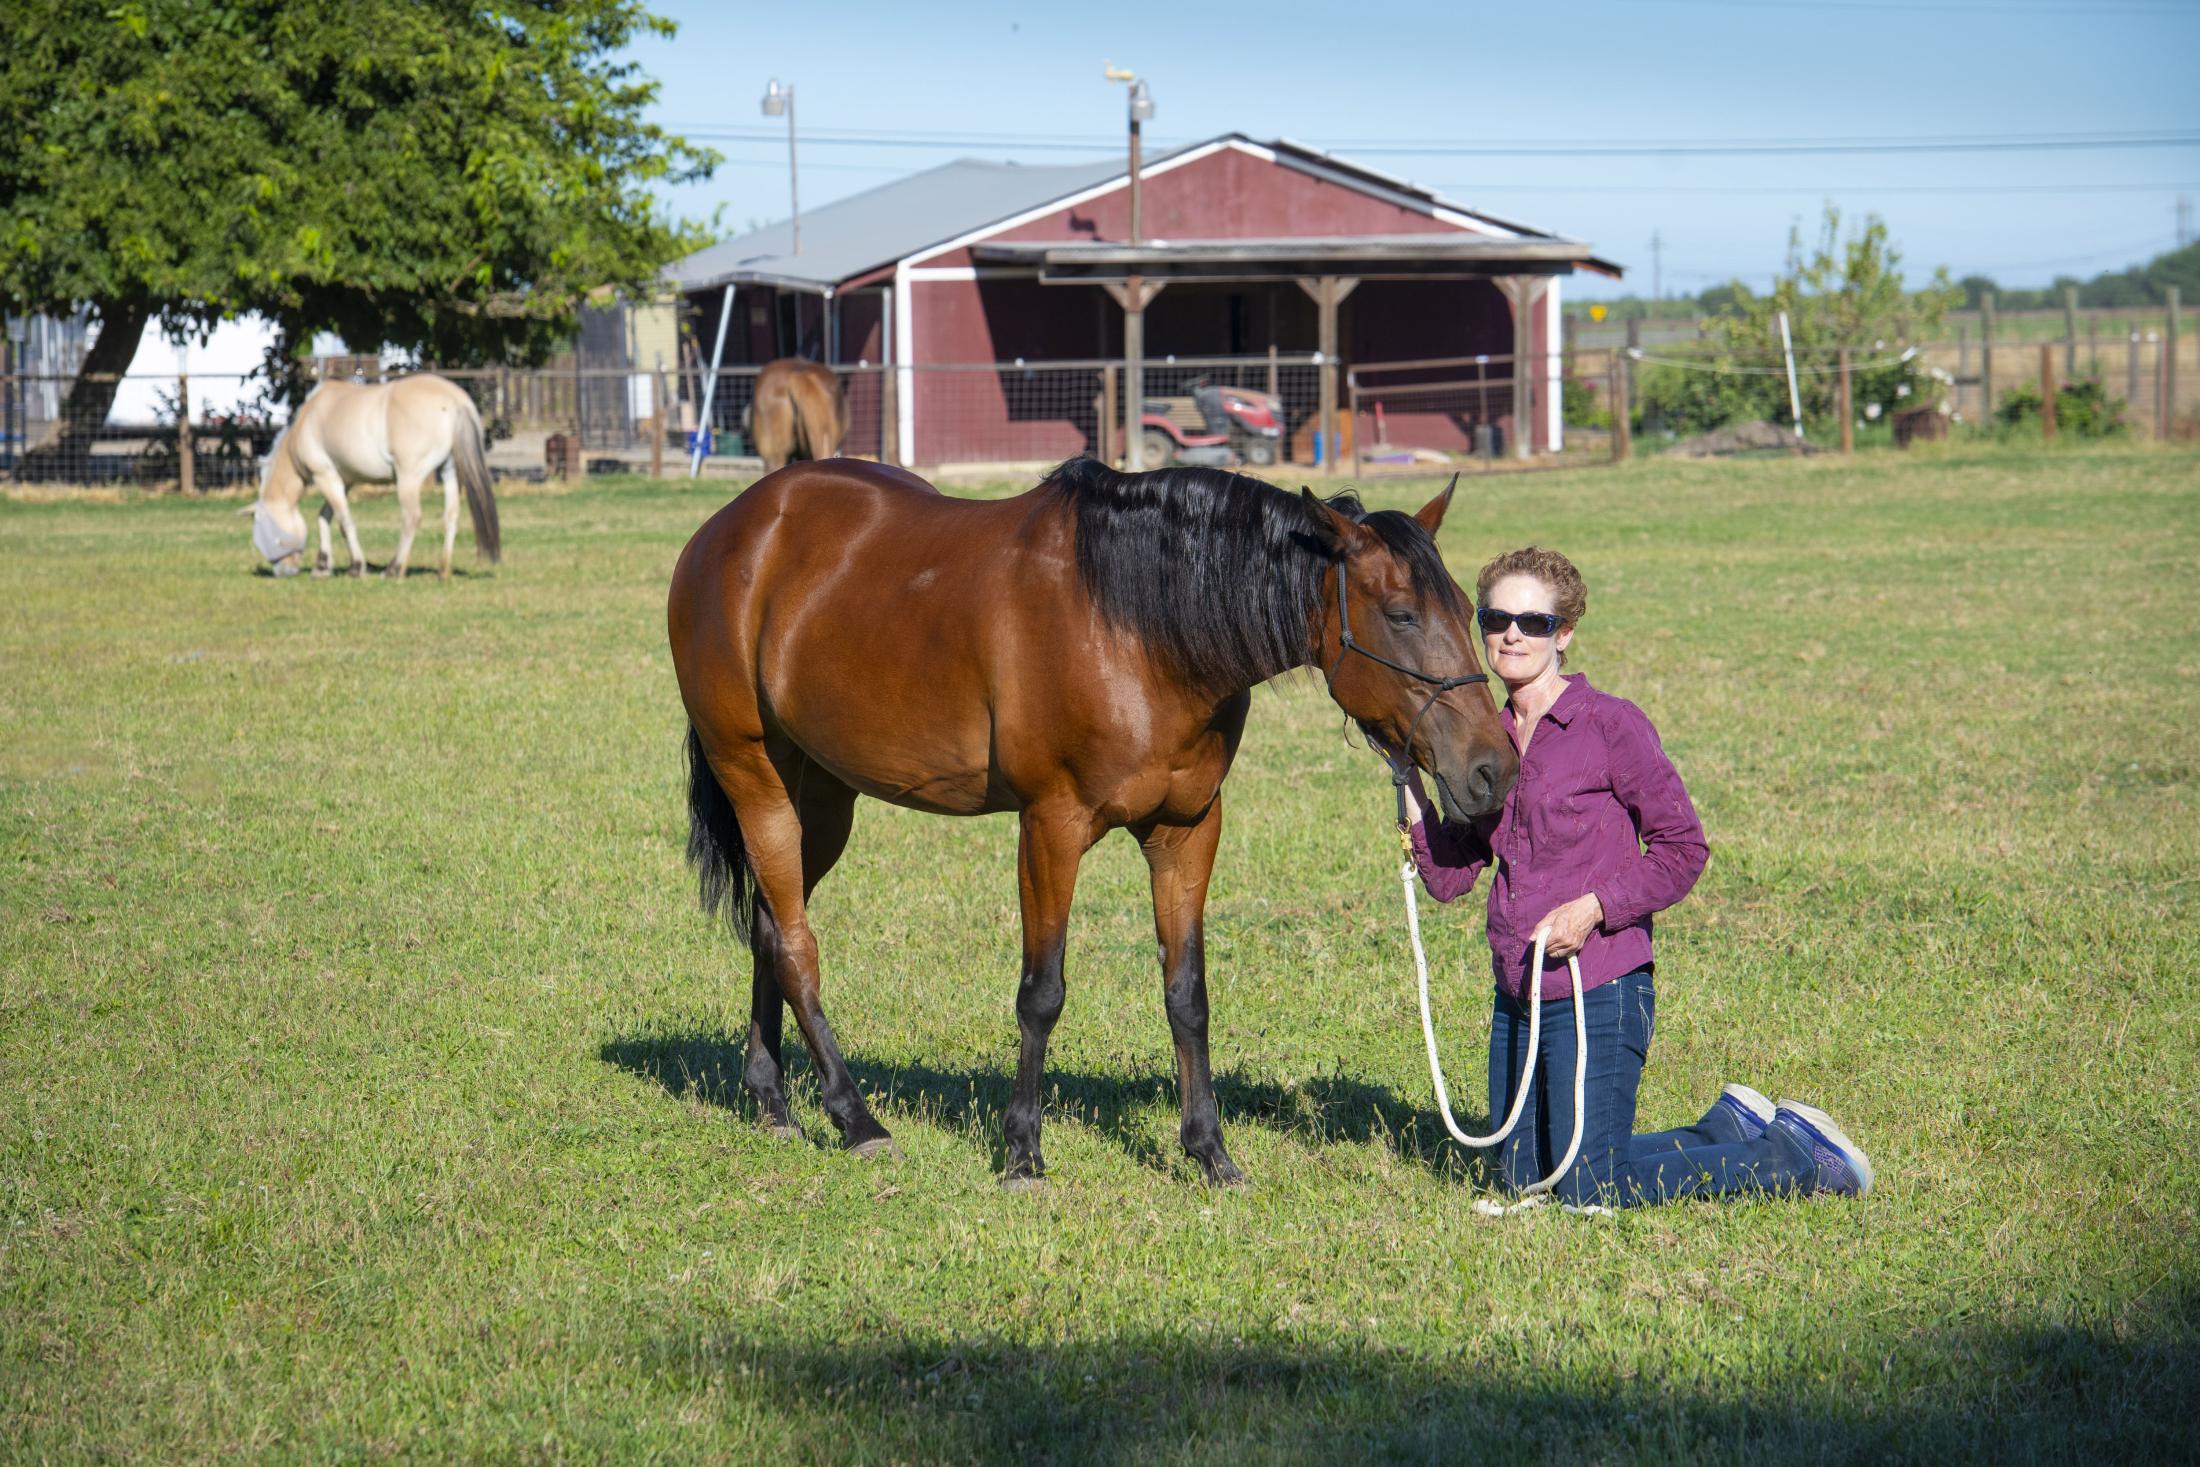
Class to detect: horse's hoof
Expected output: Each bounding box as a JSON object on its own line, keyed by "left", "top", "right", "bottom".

{"left": 849, "top": 1136, "right": 901, "bottom": 1161}
{"left": 1199, "top": 1157, "right": 1249, "bottom": 1188}
{"left": 311, "top": 565, "right": 332, "bottom": 580}
{"left": 763, "top": 1120, "right": 803, "bottom": 1142}
{"left": 383, "top": 563, "right": 407, "bottom": 580}
{"left": 347, "top": 563, "right": 366, "bottom": 578}
{"left": 1000, "top": 1173, "right": 1048, "bottom": 1194}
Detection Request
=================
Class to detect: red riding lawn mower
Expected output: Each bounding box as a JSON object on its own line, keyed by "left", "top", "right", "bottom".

{"left": 1136, "top": 380, "right": 1285, "bottom": 469}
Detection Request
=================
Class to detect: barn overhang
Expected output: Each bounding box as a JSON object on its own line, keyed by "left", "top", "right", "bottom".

{"left": 969, "top": 234, "right": 1623, "bottom": 283}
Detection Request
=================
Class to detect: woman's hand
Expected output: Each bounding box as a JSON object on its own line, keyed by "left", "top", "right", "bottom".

{"left": 1534, "top": 893, "right": 1605, "bottom": 959}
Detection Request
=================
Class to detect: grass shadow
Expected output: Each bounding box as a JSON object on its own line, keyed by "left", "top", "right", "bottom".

{"left": 633, "top": 1290, "right": 2200, "bottom": 1464}
{"left": 599, "top": 1029, "right": 1493, "bottom": 1182}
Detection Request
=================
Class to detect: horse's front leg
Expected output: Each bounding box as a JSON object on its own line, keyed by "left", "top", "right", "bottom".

{"left": 1136, "top": 798, "right": 1244, "bottom": 1186}
{"left": 313, "top": 503, "right": 335, "bottom": 578}
{"left": 315, "top": 472, "right": 368, "bottom": 576}
{"left": 1004, "top": 802, "right": 1093, "bottom": 1189}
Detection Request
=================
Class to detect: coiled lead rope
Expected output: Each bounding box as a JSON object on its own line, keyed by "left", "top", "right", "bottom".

{"left": 1396, "top": 834, "right": 1587, "bottom": 1209}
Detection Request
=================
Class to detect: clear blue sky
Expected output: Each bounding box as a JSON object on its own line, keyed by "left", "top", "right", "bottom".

{"left": 627, "top": 0, "right": 2200, "bottom": 300}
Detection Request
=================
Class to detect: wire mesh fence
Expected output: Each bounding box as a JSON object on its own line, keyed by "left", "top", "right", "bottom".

{"left": 3, "top": 333, "right": 2191, "bottom": 489}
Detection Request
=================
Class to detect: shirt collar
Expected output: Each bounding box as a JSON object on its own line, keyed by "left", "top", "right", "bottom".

{"left": 1505, "top": 672, "right": 1590, "bottom": 730}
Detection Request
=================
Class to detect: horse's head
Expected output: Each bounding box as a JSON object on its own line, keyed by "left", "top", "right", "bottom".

{"left": 251, "top": 455, "right": 308, "bottom": 575}
{"left": 1303, "top": 479, "right": 1518, "bottom": 822}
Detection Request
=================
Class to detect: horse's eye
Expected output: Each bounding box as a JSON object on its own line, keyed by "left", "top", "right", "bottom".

{"left": 1385, "top": 608, "right": 1417, "bottom": 628}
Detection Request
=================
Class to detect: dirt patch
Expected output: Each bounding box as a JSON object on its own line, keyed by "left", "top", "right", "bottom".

{"left": 1665, "top": 421, "right": 1822, "bottom": 459}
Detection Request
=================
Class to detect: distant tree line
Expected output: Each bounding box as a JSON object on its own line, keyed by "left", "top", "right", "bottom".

{"left": 1585, "top": 241, "right": 2200, "bottom": 321}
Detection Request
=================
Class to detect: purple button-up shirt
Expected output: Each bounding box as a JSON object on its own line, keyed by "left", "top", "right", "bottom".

{"left": 1409, "top": 674, "right": 1708, "bottom": 1001}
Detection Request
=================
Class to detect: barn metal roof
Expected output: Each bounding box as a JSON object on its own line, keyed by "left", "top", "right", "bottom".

{"left": 662, "top": 152, "right": 1159, "bottom": 295}
{"left": 662, "top": 134, "right": 1614, "bottom": 295}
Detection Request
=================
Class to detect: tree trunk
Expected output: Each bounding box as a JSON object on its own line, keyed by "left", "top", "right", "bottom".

{"left": 14, "top": 297, "right": 151, "bottom": 482}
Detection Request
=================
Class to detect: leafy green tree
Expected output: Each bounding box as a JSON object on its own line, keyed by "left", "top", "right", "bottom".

{"left": 1638, "top": 207, "right": 1962, "bottom": 437}
{"left": 1, "top": 1, "right": 713, "bottom": 476}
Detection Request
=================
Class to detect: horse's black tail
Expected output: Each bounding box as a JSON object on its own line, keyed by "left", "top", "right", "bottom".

{"left": 686, "top": 725, "right": 758, "bottom": 941}
{"left": 454, "top": 408, "right": 501, "bottom": 564}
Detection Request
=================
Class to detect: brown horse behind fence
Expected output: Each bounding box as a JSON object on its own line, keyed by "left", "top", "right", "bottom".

{"left": 748, "top": 358, "right": 847, "bottom": 471}
{"left": 666, "top": 457, "right": 1516, "bottom": 1186}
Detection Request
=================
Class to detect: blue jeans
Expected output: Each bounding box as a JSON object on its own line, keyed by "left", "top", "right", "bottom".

{"left": 1488, "top": 967, "right": 1817, "bottom": 1208}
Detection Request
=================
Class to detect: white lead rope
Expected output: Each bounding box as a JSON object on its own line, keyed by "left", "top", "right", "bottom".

{"left": 1398, "top": 851, "right": 1587, "bottom": 1204}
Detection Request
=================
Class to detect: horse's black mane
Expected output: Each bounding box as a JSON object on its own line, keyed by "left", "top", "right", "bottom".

{"left": 1044, "top": 456, "right": 1462, "bottom": 694}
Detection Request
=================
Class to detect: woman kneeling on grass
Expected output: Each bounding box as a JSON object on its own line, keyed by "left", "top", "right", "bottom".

{"left": 1393, "top": 546, "right": 1873, "bottom": 1210}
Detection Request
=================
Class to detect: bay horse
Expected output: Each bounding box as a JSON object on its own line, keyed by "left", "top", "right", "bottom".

{"left": 666, "top": 457, "right": 1517, "bottom": 1186}
{"left": 747, "top": 358, "right": 847, "bottom": 472}
{"left": 251, "top": 375, "right": 500, "bottom": 579}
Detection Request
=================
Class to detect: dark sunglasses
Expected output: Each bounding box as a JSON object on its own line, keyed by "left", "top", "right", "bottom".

{"left": 1477, "top": 607, "right": 1566, "bottom": 638}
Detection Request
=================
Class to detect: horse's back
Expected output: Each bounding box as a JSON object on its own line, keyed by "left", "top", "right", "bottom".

{"left": 670, "top": 462, "right": 1046, "bottom": 812}
{"left": 292, "top": 375, "right": 474, "bottom": 481}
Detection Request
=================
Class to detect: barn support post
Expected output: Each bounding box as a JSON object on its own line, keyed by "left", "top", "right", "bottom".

{"left": 1099, "top": 364, "right": 1118, "bottom": 467}
{"left": 689, "top": 284, "right": 735, "bottom": 478}
{"left": 1499, "top": 276, "right": 1551, "bottom": 460}
{"left": 1298, "top": 275, "right": 1358, "bottom": 471}
{"left": 1107, "top": 276, "right": 1166, "bottom": 471}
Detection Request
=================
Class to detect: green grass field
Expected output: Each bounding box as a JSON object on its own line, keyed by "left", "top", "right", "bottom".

{"left": 4, "top": 445, "right": 2197, "bottom": 1462}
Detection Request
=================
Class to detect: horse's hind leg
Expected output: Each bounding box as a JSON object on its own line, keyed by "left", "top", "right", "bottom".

{"left": 386, "top": 473, "right": 427, "bottom": 579}
{"left": 714, "top": 744, "right": 891, "bottom": 1155}
{"left": 1136, "top": 799, "right": 1245, "bottom": 1186}
{"left": 437, "top": 462, "right": 460, "bottom": 580}
{"left": 744, "top": 763, "right": 856, "bottom": 1141}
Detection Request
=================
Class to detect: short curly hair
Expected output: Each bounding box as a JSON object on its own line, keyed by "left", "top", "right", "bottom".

{"left": 1476, "top": 546, "right": 1587, "bottom": 622}
{"left": 1476, "top": 546, "right": 1587, "bottom": 663}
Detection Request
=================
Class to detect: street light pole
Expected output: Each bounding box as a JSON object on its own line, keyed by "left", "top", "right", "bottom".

{"left": 761, "top": 79, "right": 799, "bottom": 255}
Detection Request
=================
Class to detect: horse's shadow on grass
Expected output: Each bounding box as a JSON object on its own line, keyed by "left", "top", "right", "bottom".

{"left": 598, "top": 1029, "right": 1496, "bottom": 1183}
{"left": 249, "top": 562, "right": 490, "bottom": 579}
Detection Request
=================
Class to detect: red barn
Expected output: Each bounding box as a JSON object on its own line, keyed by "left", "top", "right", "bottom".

{"left": 665, "top": 134, "right": 1618, "bottom": 467}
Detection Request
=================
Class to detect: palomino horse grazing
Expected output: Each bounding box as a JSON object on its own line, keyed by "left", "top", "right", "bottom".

{"left": 747, "top": 358, "right": 846, "bottom": 472}
{"left": 667, "top": 458, "right": 1518, "bottom": 1186}
{"left": 251, "top": 375, "right": 500, "bottom": 579}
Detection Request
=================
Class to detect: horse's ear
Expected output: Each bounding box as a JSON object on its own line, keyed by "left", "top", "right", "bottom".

{"left": 1300, "top": 488, "right": 1354, "bottom": 554}
{"left": 1413, "top": 474, "right": 1459, "bottom": 535}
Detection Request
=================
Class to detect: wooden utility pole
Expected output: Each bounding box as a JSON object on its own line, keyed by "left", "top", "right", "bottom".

{"left": 2039, "top": 344, "right": 2058, "bottom": 441}
{"left": 1838, "top": 349, "right": 1853, "bottom": 454}
{"left": 176, "top": 372, "right": 194, "bottom": 494}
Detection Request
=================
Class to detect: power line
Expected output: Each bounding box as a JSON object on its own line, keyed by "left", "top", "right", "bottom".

{"left": 1610, "top": 0, "right": 2198, "bottom": 14}
{"left": 1438, "top": 180, "right": 2200, "bottom": 196}
{"left": 667, "top": 123, "right": 2200, "bottom": 160}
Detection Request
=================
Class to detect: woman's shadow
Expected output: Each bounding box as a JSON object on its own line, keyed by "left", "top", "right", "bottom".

{"left": 597, "top": 1030, "right": 1497, "bottom": 1182}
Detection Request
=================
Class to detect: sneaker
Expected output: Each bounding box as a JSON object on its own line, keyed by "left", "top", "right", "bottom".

{"left": 1714, "top": 1083, "right": 1776, "bottom": 1141}
{"left": 1772, "top": 1100, "right": 1874, "bottom": 1197}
